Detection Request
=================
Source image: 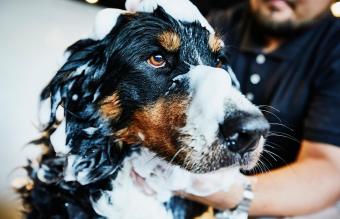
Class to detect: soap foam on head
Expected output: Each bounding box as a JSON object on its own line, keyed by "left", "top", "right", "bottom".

{"left": 91, "top": 0, "right": 215, "bottom": 41}
{"left": 125, "top": 0, "right": 214, "bottom": 33}
{"left": 92, "top": 8, "right": 129, "bottom": 40}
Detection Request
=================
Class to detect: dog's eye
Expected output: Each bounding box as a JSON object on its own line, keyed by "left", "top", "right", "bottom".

{"left": 216, "top": 58, "right": 223, "bottom": 68}
{"left": 148, "top": 54, "right": 166, "bottom": 68}
{"left": 216, "top": 55, "right": 228, "bottom": 68}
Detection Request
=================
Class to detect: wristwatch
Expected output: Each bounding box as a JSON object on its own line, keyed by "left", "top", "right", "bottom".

{"left": 215, "top": 181, "right": 254, "bottom": 219}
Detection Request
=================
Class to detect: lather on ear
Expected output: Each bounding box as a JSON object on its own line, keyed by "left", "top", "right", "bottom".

{"left": 35, "top": 13, "right": 132, "bottom": 185}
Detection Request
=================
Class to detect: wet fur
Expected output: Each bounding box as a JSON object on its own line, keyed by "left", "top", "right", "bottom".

{"left": 18, "top": 7, "right": 228, "bottom": 219}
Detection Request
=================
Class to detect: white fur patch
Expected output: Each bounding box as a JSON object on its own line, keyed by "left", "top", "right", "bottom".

{"left": 125, "top": 0, "right": 214, "bottom": 33}
{"left": 177, "top": 65, "right": 261, "bottom": 153}
{"left": 64, "top": 155, "right": 77, "bottom": 181}
{"left": 91, "top": 149, "right": 244, "bottom": 219}
{"left": 179, "top": 65, "right": 232, "bottom": 152}
{"left": 50, "top": 120, "right": 70, "bottom": 154}
{"left": 82, "top": 127, "right": 99, "bottom": 135}
{"left": 91, "top": 153, "right": 174, "bottom": 219}
{"left": 131, "top": 149, "right": 190, "bottom": 201}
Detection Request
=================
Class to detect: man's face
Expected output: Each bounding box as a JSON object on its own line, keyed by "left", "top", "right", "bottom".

{"left": 250, "top": 0, "right": 333, "bottom": 33}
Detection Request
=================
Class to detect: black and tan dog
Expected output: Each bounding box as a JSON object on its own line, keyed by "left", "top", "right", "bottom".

{"left": 18, "top": 1, "right": 269, "bottom": 219}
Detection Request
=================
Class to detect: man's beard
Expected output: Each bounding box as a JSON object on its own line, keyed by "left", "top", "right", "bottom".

{"left": 250, "top": 9, "right": 324, "bottom": 38}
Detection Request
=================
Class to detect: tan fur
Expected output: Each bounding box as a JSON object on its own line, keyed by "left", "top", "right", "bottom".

{"left": 100, "top": 92, "right": 122, "bottom": 120}
{"left": 123, "top": 12, "right": 136, "bottom": 21}
{"left": 208, "top": 34, "right": 223, "bottom": 53}
{"left": 116, "top": 97, "right": 189, "bottom": 160}
{"left": 194, "top": 207, "right": 215, "bottom": 219}
{"left": 158, "top": 31, "right": 181, "bottom": 52}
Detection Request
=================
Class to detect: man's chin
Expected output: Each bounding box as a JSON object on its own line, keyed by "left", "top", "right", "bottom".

{"left": 252, "top": 10, "right": 299, "bottom": 37}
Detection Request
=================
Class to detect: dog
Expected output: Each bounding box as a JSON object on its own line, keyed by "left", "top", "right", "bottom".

{"left": 17, "top": 1, "right": 269, "bottom": 218}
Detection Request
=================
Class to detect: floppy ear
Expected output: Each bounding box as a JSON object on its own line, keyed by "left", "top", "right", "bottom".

{"left": 41, "top": 8, "right": 132, "bottom": 126}
{"left": 36, "top": 36, "right": 129, "bottom": 186}
{"left": 41, "top": 39, "right": 104, "bottom": 128}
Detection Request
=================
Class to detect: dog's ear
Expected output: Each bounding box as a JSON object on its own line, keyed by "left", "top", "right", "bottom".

{"left": 41, "top": 39, "right": 104, "bottom": 128}
{"left": 36, "top": 36, "right": 129, "bottom": 186}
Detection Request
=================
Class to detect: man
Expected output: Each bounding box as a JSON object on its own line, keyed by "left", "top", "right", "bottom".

{"left": 181, "top": 0, "right": 340, "bottom": 217}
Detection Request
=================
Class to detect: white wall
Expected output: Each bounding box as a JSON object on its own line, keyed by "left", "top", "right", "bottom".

{"left": 0, "top": 0, "right": 101, "bottom": 196}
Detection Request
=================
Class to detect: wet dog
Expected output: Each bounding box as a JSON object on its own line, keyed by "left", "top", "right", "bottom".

{"left": 18, "top": 1, "right": 269, "bottom": 218}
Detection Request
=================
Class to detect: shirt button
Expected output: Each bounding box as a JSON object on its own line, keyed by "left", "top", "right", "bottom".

{"left": 250, "top": 73, "right": 261, "bottom": 84}
{"left": 246, "top": 92, "right": 254, "bottom": 101}
{"left": 256, "top": 54, "right": 266, "bottom": 64}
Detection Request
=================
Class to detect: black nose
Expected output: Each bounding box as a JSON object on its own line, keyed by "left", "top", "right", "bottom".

{"left": 219, "top": 114, "right": 269, "bottom": 154}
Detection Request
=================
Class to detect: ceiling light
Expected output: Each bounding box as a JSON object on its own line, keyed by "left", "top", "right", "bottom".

{"left": 86, "top": 0, "right": 99, "bottom": 4}
{"left": 331, "top": 1, "right": 340, "bottom": 17}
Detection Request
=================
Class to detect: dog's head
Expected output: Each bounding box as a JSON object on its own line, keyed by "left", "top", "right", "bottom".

{"left": 39, "top": 5, "right": 269, "bottom": 185}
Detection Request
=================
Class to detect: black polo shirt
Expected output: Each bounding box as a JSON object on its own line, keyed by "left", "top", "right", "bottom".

{"left": 209, "top": 3, "right": 340, "bottom": 169}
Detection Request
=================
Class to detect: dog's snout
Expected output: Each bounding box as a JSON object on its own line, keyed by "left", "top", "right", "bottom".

{"left": 220, "top": 114, "right": 269, "bottom": 154}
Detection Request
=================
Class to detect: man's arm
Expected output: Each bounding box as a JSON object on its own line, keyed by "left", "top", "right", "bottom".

{"left": 249, "top": 140, "right": 340, "bottom": 216}
{"left": 181, "top": 140, "right": 340, "bottom": 216}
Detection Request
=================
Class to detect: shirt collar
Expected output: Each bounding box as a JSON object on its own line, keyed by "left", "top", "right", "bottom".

{"left": 240, "top": 23, "right": 303, "bottom": 60}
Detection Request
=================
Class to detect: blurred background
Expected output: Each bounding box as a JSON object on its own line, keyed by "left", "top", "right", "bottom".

{"left": 0, "top": 0, "right": 339, "bottom": 218}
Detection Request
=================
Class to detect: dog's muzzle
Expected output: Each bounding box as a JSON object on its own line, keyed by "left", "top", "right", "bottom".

{"left": 170, "top": 65, "right": 269, "bottom": 171}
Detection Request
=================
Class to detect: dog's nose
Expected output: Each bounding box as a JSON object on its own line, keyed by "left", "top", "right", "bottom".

{"left": 219, "top": 114, "right": 269, "bottom": 154}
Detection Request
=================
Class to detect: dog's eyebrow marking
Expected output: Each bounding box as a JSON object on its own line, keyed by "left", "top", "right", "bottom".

{"left": 208, "top": 34, "right": 223, "bottom": 53}
{"left": 158, "top": 31, "right": 181, "bottom": 52}
{"left": 100, "top": 92, "right": 122, "bottom": 120}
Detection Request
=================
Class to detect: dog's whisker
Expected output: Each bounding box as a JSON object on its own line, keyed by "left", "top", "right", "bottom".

{"left": 270, "top": 130, "right": 297, "bottom": 140}
{"left": 260, "top": 158, "right": 270, "bottom": 173}
{"left": 262, "top": 148, "right": 278, "bottom": 162}
{"left": 257, "top": 156, "right": 271, "bottom": 173}
{"left": 183, "top": 150, "right": 194, "bottom": 170}
{"left": 145, "top": 154, "right": 160, "bottom": 165}
{"left": 255, "top": 159, "right": 266, "bottom": 174}
{"left": 268, "top": 132, "right": 299, "bottom": 143}
{"left": 267, "top": 122, "right": 294, "bottom": 132}
{"left": 264, "top": 143, "right": 290, "bottom": 165}
{"left": 169, "top": 147, "right": 185, "bottom": 164}
{"left": 260, "top": 109, "right": 283, "bottom": 124}
{"left": 258, "top": 105, "right": 280, "bottom": 112}
{"left": 263, "top": 139, "right": 284, "bottom": 150}
{"left": 263, "top": 146, "right": 288, "bottom": 165}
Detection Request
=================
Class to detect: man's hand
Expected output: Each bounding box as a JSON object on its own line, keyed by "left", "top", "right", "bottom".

{"left": 130, "top": 163, "right": 249, "bottom": 206}
{"left": 179, "top": 140, "right": 340, "bottom": 216}
{"left": 176, "top": 178, "right": 251, "bottom": 210}
{"left": 131, "top": 166, "right": 251, "bottom": 210}
{"left": 131, "top": 140, "right": 340, "bottom": 216}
